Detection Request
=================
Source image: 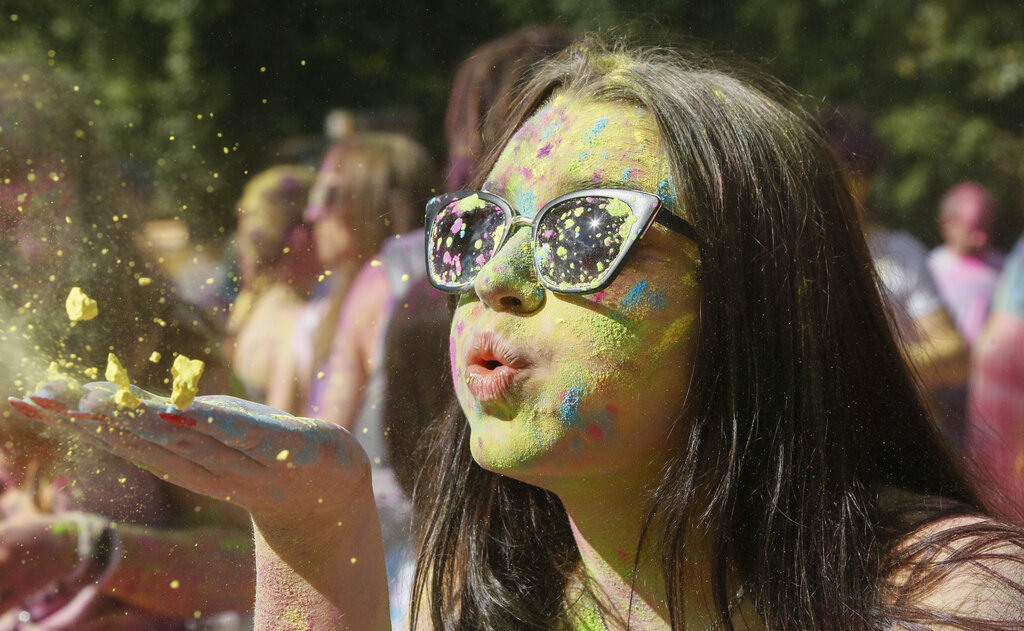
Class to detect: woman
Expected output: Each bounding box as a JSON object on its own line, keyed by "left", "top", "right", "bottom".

{"left": 12, "top": 40, "right": 1024, "bottom": 630}
{"left": 227, "top": 165, "right": 318, "bottom": 402}
{"left": 271, "top": 133, "right": 432, "bottom": 415}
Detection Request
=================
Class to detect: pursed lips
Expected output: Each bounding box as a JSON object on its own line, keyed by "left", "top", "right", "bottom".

{"left": 463, "top": 330, "right": 531, "bottom": 403}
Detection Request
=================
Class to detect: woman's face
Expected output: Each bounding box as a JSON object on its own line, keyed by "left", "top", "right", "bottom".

{"left": 450, "top": 94, "right": 702, "bottom": 489}
{"left": 306, "top": 147, "right": 357, "bottom": 268}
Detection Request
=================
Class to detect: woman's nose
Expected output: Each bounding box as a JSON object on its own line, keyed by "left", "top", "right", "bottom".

{"left": 473, "top": 227, "right": 544, "bottom": 313}
{"left": 303, "top": 202, "right": 323, "bottom": 223}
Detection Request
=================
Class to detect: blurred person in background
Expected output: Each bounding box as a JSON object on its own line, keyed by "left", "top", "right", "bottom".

{"left": 967, "top": 226, "right": 1024, "bottom": 519}
{"left": 0, "top": 58, "right": 253, "bottom": 630}
{"left": 928, "top": 181, "right": 1006, "bottom": 347}
{"left": 819, "top": 106, "right": 969, "bottom": 447}
{"left": 277, "top": 132, "right": 432, "bottom": 417}
{"left": 226, "top": 165, "right": 317, "bottom": 403}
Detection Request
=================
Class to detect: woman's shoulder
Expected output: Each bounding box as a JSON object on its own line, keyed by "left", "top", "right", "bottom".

{"left": 882, "top": 506, "right": 1024, "bottom": 629}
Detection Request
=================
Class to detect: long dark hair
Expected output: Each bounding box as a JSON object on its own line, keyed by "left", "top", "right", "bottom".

{"left": 411, "top": 39, "right": 1024, "bottom": 630}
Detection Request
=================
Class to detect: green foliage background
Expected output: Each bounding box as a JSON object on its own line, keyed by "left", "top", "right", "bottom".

{"left": 2, "top": 0, "right": 1022, "bottom": 247}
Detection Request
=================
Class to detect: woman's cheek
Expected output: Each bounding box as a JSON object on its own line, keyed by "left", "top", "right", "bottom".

{"left": 449, "top": 301, "right": 484, "bottom": 397}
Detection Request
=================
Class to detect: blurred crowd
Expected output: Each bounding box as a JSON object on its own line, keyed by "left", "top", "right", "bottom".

{"left": 1, "top": 25, "right": 1023, "bottom": 630}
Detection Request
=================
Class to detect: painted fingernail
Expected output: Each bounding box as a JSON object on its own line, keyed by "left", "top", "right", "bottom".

{"left": 68, "top": 411, "right": 99, "bottom": 421}
{"left": 29, "top": 396, "right": 67, "bottom": 412}
{"left": 159, "top": 412, "right": 196, "bottom": 427}
{"left": 8, "top": 398, "right": 43, "bottom": 420}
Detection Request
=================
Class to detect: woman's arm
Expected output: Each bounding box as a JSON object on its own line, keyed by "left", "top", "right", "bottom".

{"left": 311, "top": 261, "right": 393, "bottom": 429}
{"left": 9, "top": 385, "right": 392, "bottom": 630}
{"left": 251, "top": 489, "right": 389, "bottom": 630}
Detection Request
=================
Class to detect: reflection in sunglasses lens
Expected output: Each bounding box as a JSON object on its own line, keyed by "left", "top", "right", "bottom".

{"left": 535, "top": 196, "right": 636, "bottom": 291}
{"left": 428, "top": 194, "right": 507, "bottom": 288}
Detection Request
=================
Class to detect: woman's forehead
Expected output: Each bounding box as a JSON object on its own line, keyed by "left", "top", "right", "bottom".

{"left": 482, "top": 94, "right": 674, "bottom": 217}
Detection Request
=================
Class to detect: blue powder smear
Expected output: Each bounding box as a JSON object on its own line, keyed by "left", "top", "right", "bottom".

{"left": 620, "top": 278, "right": 666, "bottom": 313}
{"left": 560, "top": 386, "right": 582, "bottom": 427}
{"left": 620, "top": 279, "right": 649, "bottom": 310}
{"left": 584, "top": 118, "right": 609, "bottom": 144}
{"left": 657, "top": 178, "right": 678, "bottom": 208}
{"left": 514, "top": 189, "right": 538, "bottom": 217}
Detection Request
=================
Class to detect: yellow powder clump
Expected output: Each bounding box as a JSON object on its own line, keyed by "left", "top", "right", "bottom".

{"left": 105, "top": 353, "right": 130, "bottom": 389}
{"left": 105, "top": 353, "right": 140, "bottom": 409}
{"left": 138, "top": 277, "right": 152, "bottom": 286}
{"left": 170, "top": 354, "right": 205, "bottom": 410}
{"left": 114, "top": 388, "right": 141, "bottom": 409}
{"left": 65, "top": 287, "right": 99, "bottom": 322}
{"left": 149, "top": 351, "right": 162, "bottom": 363}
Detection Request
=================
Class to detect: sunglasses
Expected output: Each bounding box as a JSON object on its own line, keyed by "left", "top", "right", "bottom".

{"left": 425, "top": 188, "right": 698, "bottom": 295}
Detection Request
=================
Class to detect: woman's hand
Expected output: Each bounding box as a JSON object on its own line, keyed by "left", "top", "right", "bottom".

{"left": 8, "top": 381, "right": 372, "bottom": 530}
{"left": 10, "top": 382, "right": 391, "bottom": 629}
{"left": 0, "top": 512, "right": 91, "bottom": 613}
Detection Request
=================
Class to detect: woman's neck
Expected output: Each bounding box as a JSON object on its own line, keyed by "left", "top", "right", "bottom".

{"left": 557, "top": 476, "right": 733, "bottom": 631}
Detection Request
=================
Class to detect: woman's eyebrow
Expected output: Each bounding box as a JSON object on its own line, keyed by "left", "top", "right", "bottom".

{"left": 559, "top": 178, "right": 649, "bottom": 195}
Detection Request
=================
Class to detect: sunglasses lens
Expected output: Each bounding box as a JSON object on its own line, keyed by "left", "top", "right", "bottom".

{"left": 428, "top": 194, "right": 508, "bottom": 289}
{"left": 535, "top": 196, "right": 638, "bottom": 291}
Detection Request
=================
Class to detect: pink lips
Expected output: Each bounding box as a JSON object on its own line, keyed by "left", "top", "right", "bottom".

{"left": 464, "top": 331, "right": 530, "bottom": 403}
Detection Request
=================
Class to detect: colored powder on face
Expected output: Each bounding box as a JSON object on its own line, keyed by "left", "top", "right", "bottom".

{"left": 615, "top": 278, "right": 667, "bottom": 318}
{"left": 652, "top": 314, "right": 697, "bottom": 358}
{"left": 170, "top": 354, "right": 205, "bottom": 409}
{"left": 584, "top": 118, "right": 609, "bottom": 145}
{"left": 514, "top": 189, "right": 538, "bottom": 217}
{"left": 657, "top": 178, "right": 679, "bottom": 209}
{"left": 560, "top": 385, "right": 582, "bottom": 427}
{"left": 65, "top": 286, "right": 98, "bottom": 321}
{"left": 537, "top": 144, "right": 552, "bottom": 158}
{"left": 620, "top": 279, "right": 649, "bottom": 311}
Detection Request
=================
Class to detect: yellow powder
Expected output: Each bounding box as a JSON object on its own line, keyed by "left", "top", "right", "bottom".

{"left": 138, "top": 277, "right": 152, "bottom": 286}
{"left": 105, "top": 353, "right": 141, "bottom": 408}
{"left": 105, "top": 353, "right": 131, "bottom": 389}
{"left": 149, "top": 351, "right": 162, "bottom": 363}
{"left": 170, "top": 354, "right": 205, "bottom": 409}
{"left": 65, "top": 287, "right": 99, "bottom": 322}
{"left": 114, "top": 388, "right": 141, "bottom": 409}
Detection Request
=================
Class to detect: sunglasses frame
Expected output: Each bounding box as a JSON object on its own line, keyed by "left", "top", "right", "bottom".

{"left": 424, "top": 187, "right": 698, "bottom": 295}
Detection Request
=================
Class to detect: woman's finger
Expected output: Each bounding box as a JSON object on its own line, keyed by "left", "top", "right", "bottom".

{"left": 110, "top": 416, "right": 265, "bottom": 476}
{"left": 99, "top": 429, "right": 233, "bottom": 500}
{"left": 8, "top": 397, "right": 45, "bottom": 420}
